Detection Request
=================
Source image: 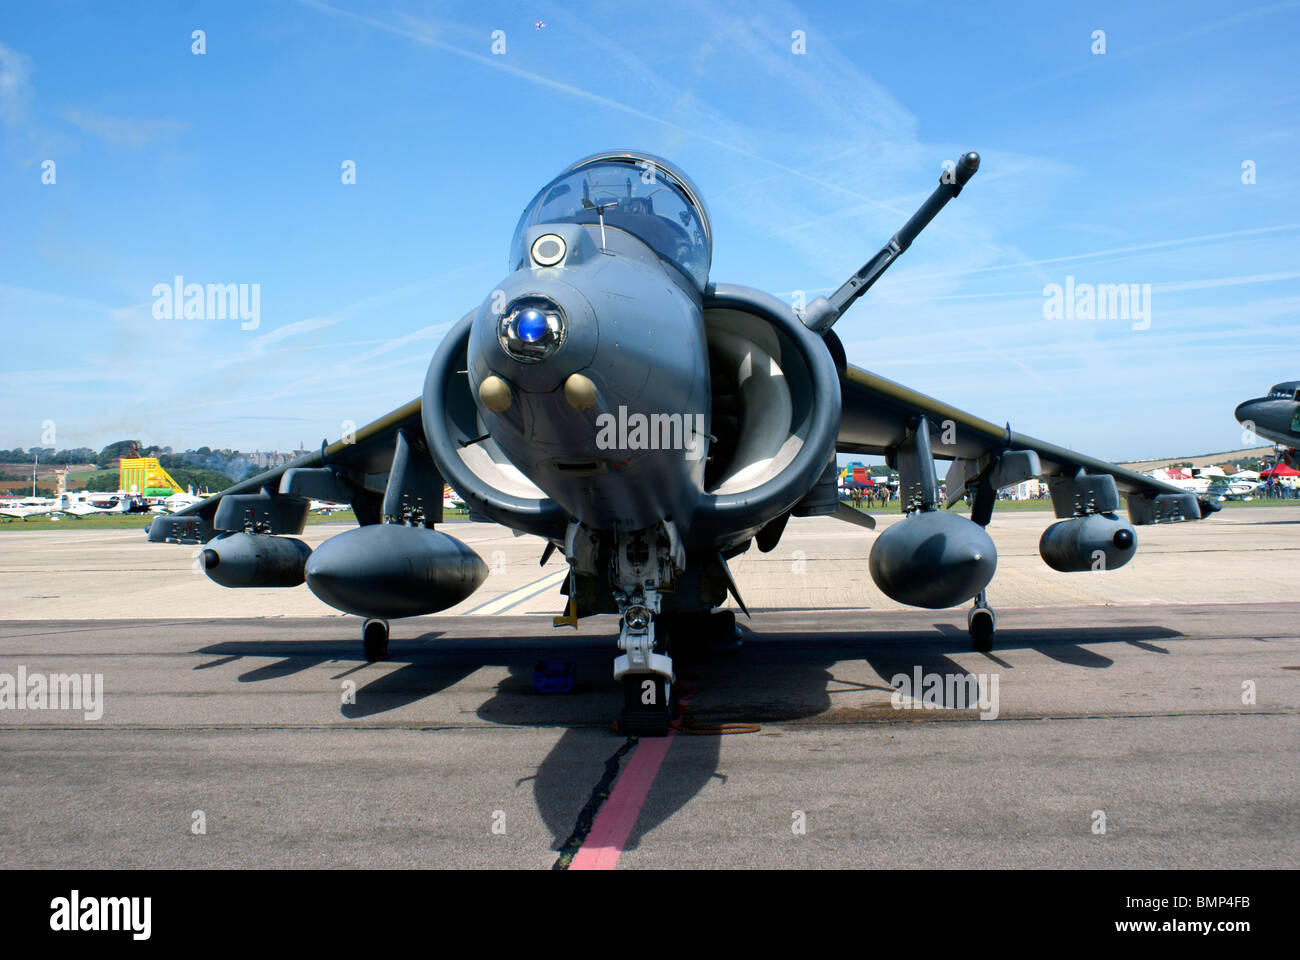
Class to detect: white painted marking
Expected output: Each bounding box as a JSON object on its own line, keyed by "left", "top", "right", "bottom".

{"left": 466, "top": 568, "right": 568, "bottom": 616}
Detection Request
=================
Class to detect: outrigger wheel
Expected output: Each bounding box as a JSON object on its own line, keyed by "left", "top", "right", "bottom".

{"left": 362, "top": 618, "right": 390, "bottom": 662}
{"left": 968, "top": 594, "right": 995, "bottom": 653}
{"left": 709, "top": 609, "right": 741, "bottom": 650}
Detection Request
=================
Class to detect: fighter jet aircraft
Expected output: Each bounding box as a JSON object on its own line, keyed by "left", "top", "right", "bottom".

{"left": 1235, "top": 380, "right": 1300, "bottom": 465}
{"left": 149, "top": 150, "right": 1219, "bottom": 734}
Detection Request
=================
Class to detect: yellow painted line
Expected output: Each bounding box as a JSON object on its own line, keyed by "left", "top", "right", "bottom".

{"left": 466, "top": 568, "right": 569, "bottom": 616}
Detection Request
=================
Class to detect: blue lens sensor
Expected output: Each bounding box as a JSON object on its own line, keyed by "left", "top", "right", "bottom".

{"left": 516, "top": 310, "right": 549, "bottom": 343}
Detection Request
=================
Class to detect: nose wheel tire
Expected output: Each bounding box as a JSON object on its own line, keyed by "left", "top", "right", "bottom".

{"left": 621, "top": 674, "right": 674, "bottom": 737}
{"left": 363, "top": 619, "right": 390, "bottom": 662}
{"left": 968, "top": 605, "right": 995, "bottom": 653}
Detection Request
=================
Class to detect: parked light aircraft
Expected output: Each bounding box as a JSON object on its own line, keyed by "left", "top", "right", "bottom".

{"left": 58, "top": 493, "right": 136, "bottom": 518}
{"left": 0, "top": 498, "right": 60, "bottom": 520}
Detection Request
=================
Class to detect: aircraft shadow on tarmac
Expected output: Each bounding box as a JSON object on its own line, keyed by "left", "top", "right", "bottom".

{"left": 194, "top": 618, "right": 1184, "bottom": 853}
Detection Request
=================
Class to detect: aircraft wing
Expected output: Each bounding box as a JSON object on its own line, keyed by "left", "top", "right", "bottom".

{"left": 835, "top": 362, "right": 1220, "bottom": 524}
{"left": 146, "top": 398, "right": 426, "bottom": 543}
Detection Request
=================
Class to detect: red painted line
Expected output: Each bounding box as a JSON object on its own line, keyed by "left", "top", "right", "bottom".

{"left": 569, "top": 732, "right": 675, "bottom": 870}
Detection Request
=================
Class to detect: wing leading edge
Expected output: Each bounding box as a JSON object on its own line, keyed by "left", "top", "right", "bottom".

{"left": 835, "top": 362, "right": 1220, "bottom": 525}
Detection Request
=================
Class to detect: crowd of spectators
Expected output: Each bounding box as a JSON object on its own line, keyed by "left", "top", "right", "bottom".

{"left": 1260, "top": 478, "right": 1298, "bottom": 498}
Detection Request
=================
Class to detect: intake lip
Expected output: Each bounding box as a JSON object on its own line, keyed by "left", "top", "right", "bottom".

{"left": 424, "top": 315, "right": 569, "bottom": 542}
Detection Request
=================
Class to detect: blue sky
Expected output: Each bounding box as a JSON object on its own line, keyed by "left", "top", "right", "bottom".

{"left": 2, "top": 0, "right": 1298, "bottom": 461}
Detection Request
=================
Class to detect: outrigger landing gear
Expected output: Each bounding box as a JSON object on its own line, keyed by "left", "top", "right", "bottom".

{"left": 968, "top": 590, "right": 995, "bottom": 653}
{"left": 362, "top": 618, "right": 389, "bottom": 662}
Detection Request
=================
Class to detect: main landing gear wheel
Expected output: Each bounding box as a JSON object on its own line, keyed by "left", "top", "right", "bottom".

{"left": 968, "top": 605, "right": 995, "bottom": 653}
{"left": 362, "top": 618, "right": 389, "bottom": 662}
{"left": 621, "top": 673, "right": 674, "bottom": 737}
{"left": 709, "top": 609, "right": 742, "bottom": 651}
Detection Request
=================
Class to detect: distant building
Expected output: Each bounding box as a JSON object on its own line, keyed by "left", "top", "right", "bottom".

{"left": 242, "top": 450, "right": 295, "bottom": 469}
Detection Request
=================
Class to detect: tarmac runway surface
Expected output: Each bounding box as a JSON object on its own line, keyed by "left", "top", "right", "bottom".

{"left": 1, "top": 507, "right": 1296, "bottom": 868}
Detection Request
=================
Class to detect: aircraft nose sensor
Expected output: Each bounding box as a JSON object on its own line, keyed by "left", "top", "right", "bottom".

{"left": 497, "top": 296, "right": 567, "bottom": 362}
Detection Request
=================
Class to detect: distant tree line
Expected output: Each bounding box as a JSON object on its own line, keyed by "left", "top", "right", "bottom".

{"left": 0, "top": 447, "right": 101, "bottom": 465}
{"left": 0, "top": 439, "right": 264, "bottom": 494}
{"left": 2, "top": 440, "right": 276, "bottom": 478}
{"left": 0, "top": 441, "right": 173, "bottom": 467}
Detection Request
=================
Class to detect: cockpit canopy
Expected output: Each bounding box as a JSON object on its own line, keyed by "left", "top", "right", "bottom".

{"left": 510, "top": 151, "right": 712, "bottom": 289}
{"left": 1268, "top": 381, "right": 1300, "bottom": 400}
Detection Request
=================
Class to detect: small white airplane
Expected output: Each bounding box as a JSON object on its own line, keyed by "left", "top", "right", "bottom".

{"left": 309, "top": 499, "right": 349, "bottom": 514}
{"left": 1149, "top": 467, "right": 1210, "bottom": 495}
{"left": 1190, "top": 466, "right": 1260, "bottom": 499}
{"left": 160, "top": 490, "right": 206, "bottom": 513}
{"left": 56, "top": 493, "right": 135, "bottom": 518}
{"left": 0, "top": 498, "right": 61, "bottom": 520}
{"left": 1148, "top": 466, "right": 1258, "bottom": 500}
{"left": 1205, "top": 477, "right": 1260, "bottom": 500}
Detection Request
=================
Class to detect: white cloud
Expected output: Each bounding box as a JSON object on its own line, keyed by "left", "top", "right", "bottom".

{"left": 0, "top": 42, "right": 33, "bottom": 126}
{"left": 59, "top": 107, "right": 189, "bottom": 148}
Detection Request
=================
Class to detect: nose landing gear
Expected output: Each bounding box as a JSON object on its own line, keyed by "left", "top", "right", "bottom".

{"left": 614, "top": 597, "right": 676, "bottom": 736}
{"left": 609, "top": 525, "right": 683, "bottom": 737}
